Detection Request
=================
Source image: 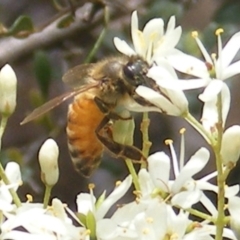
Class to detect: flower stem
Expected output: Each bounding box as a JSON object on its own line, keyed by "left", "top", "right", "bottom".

{"left": 0, "top": 115, "right": 21, "bottom": 207}
{"left": 186, "top": 207, "right": 215, "bottom": 223}
{"left": 184, "top": 112, "right": 213, "bottom": 145}
{"left": 140, "top": 112, "right": 152, "bottom": 168}
{"left": 125, "top": 159, "right": 140, "bottom": 191}
{"left": 43, "top": 184, "right": 52, "bottom": 208}
{"left": 215, "top": 93, "right": 225, "bottom": 240}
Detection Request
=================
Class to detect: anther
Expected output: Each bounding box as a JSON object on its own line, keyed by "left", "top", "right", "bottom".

{"left": 165, "top": 139, "right": 173, "bottom": 145}
{"left": 215, "top": 28, "right": 224, "bottom": 36}
{"left": 191, "top": 31, "right": 198, "bottom": 38}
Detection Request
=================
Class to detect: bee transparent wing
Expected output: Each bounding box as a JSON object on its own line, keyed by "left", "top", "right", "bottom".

{"left": 62, "top": 64, "right": 95, "bottom": 88}
{"left": 21, "top": 82, "right": 99, "bottom": 125}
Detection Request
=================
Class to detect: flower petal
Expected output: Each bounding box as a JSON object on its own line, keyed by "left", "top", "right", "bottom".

{"left": 221, "top": 31, "right": 240, "bottom": 69}
{"left": 138, "top": 169, "right": 155, "bottom": 196}
{"left": 172, "top": 147, "right": 209, "bottom": 193}
{"left": 228, "top": 196, "right": 240, "bottom": 240}
{"left": 199, "top": 80, "right": 223, "bottom": 102}
{"left": 164, "top": 49, "right": 209, "bottom": 78}
{"left": 201, "top": 82, "right": 230, "bottom": 133}
{"left": 77, "top": 193, "right": 95, "bottom": 215}
{"left": 223, "top": 60, "right": 240, "bottom": 80}
{"left": 148, "top": 152, "right": 170, "bottom": 191}
{"left": 136, "top": 86, "right": 182, "bottom": 116}
{"left": 171, "top": 190, "right": 202, "bottom": 209}
{"left": 131, "top": 11, "right": 142, "bottom": 55}
{"left": 200, "top": 193, "right": 218, "bottom": 216}
{"left": 96, "top": 175, "right": 132, "bottom": 220}
{"left": 113, "top": 37, "right": 136, "bottom": 56}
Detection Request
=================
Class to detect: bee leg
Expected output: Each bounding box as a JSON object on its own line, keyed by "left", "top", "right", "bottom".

{"left": 132, "top": 93, "right": 156, "bottom": 107}
{"left": 94, "top": 96, "right": 132, "bottom": 121}
{"left": 95, "top": 116, "right": 146, "bottom": 163}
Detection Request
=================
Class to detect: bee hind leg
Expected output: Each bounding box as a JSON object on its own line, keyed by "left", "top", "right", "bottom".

{"left": 95, "top": 115, "right": 146, "bottom": 164}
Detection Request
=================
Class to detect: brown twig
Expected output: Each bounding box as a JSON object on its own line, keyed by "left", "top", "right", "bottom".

{"left": 0, "top": 2, "right": 103, "bottom": 66}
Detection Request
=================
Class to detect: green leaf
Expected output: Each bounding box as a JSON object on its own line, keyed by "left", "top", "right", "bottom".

{"left": 8, "top": 15, "right": 34, "bottom": 38}
{"left": 34, "top": 51, "right": 52, "bottom": 98}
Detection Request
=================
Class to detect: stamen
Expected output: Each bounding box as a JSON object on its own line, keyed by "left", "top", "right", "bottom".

{"left": 142, "top": 228, "right": 150, "bottom": 234}
{"left": 192, "top": 32, "right": 212, "bottom": 65}
{"left": 191, "top": 31, "right": 198, "bottom": 38}
{"left": 116, "top": 180, "right": 122, "bottom": 187}
{"left": 146, "top": 217, "right": 153, "bottom": 223}
{"left": 88, "top": 183, "right": 95, "bottom": 190}
{"left": 26, "top": 194, "right": 33, "bottom": 202}
{"left": 179, "top": 128, "right": 186, "bottom": 134}
{"left": 84, "top": 229, "right": 91, "bottom": 236}
{"left": 165, "top": 139, "right": 173, "bottom": 145}
{"left": 180, "top": 128, "right": 186, "bottom": 170}
{"left": 166, "top": 139, "right": 179, "bottom": 177}
{"left": 133, "top": 190, "right": 142, "bottom": 198}
{"left": 215, "top": 28, "right": 224, "bottom": 36}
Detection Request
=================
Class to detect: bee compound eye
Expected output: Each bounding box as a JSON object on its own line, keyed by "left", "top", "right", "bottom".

{"left": 123, "top": 63, "right": 135, "bottom": 81}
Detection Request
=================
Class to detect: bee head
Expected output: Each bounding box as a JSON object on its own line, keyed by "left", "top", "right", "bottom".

{"left": 123, "top": 58, "right": 150, "bottom": 87}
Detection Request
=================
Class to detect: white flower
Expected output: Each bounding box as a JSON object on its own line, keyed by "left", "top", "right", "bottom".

{"left": 164, "top": 30, "right": 240, "bottom": 133}
{"left": 165, "top": 29, "right": 240, "bottom": 95}
{"left": 0, "top": 64, "right": 17, "bottom": 116}
{"left": 76, "top": 175, "right": 132, "bottom": 234}
{"left": 0, "top": 162, "right": 22, "bottom": 212}
{"left": 136, "top": 60, "right": 189, "bottom": 116}
{"left": 1, "top": 203, "right": 89, "bottom": 240}
{"left": 142, "top": 146, "right": 210, "bottom": 209}
{"left": 97, "top": 199, "right": 216, "bottom": 240}
{"left": 114, "top": 11, "right": 182, "bottom": 63}
{"left": 38, "top": 138, "right": 59, "bottom": 186}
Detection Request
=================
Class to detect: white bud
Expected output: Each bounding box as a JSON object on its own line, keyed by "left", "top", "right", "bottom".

{"left": 38, "top": 138, "right": 59, "bottom": 186}
{"left": 221, "top": 125, "right": 240, "bottom": 165}
{"left": 0, "top": 64, "right": 17, "bottom": 116}
{"left": 5, "top": 162, "right": 22, "bottom": 189}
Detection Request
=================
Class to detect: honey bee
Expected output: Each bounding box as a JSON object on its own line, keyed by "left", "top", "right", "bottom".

{"left": 21, "top": 55, "right": 158, "bottom": 177}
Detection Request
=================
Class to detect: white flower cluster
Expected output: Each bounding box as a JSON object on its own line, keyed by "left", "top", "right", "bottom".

{"left": 1, "top": 10, "right": 240, "bottom": 240}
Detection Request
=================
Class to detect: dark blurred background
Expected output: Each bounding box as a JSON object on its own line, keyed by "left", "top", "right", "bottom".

{"left": 0, "top": 0, "right": 240, "bottom": 209}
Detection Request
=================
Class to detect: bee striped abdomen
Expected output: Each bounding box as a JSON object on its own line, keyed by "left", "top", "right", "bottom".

{"left": 66, "top": 93, "right": 104, "bottom": 177}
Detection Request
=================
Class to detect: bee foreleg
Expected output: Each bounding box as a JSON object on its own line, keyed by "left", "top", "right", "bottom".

{"left": 95, "top": 116, "right": 146, "bottom": 163}
{"left": 94, "top": 96, "right": 132, "bottom": 121}
{"left": 132, "top": 92, "right": 156, "bottom": 107}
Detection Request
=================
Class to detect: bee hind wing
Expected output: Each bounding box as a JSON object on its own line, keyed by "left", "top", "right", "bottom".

{"left": 62, "top": 64, "right": 95, "bottom": 88}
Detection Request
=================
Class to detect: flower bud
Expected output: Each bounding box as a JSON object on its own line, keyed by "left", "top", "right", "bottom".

{"left": 0, "top": 64, "right": 17, "bottom": 116}
{"left": 221, "top": 125, "right": 240, "bottom": 165}
{"left": 5, "top": 162, "right": 22, "bottom": 189}
{"left": 38, "top": 138, "right": 59, "bottom": 186}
